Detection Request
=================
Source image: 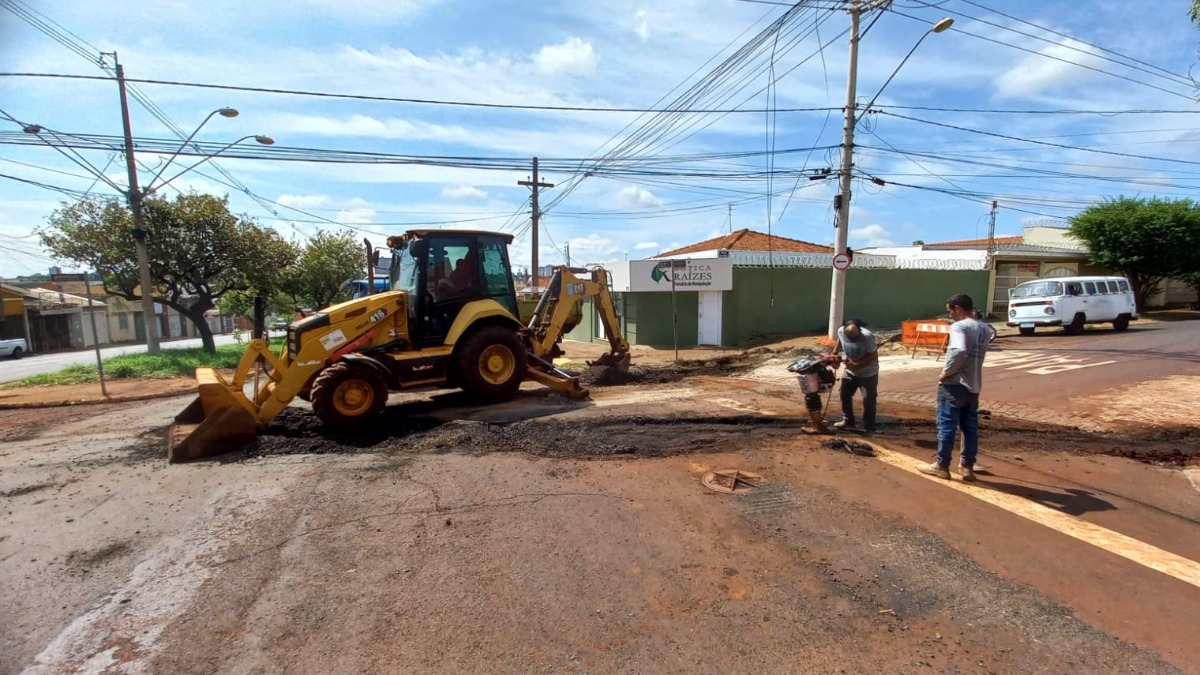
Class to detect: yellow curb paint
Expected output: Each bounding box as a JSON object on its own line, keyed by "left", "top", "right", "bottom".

{"left": 868, "top": 441, "right": 1200, "bottom": 590}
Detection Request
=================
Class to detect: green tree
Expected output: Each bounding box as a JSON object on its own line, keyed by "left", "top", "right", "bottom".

{"left": 291, "top": 229, "right": 368, "bottom": 310}
{"left": 1192, "top": 0, "right": 1199, "bottom": 26}
{"left": 41, "top": 193, "right": 299, "bottom": 352}
{"left": 1068, "top": 197, "right": 1200, "bottom": 310}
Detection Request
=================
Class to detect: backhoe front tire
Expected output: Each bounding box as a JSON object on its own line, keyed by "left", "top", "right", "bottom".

{"left": 456, "top": 325, "right": 527, "bottom": 403}
{"left": 310, "top": 361, "right": 389, "bottom": 428}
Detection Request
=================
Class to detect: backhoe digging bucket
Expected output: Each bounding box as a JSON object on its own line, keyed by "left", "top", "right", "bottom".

{"left": 587, "top": 351, "right": 631, "bottom": 374}
{"left": 167, "top": 368, "right": 260, "bottom": 463}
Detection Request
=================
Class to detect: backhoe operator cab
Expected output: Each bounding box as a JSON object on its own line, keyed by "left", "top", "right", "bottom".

{"left": 389, "top": 230, "right": 522, "bottom": 348}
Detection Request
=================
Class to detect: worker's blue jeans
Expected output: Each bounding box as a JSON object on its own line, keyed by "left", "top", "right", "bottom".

{"left": 839, "top": 373, "right": 878, "bottom": 433}
{"left": 936, "top": 383, "right": 979, "bottom": 468}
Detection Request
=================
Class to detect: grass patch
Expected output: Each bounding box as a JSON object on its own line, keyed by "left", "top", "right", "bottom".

{"left": 2, "top": 339, "right": 285, "bottom": 388}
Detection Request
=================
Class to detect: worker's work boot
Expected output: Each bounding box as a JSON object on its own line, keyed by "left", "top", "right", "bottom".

{"left": 959, "top": 465, "right": 977, "bottom": 482}
{"left": 917, "top": 462, "right": 951, "bottom": 479}
{"left": 807, "top": 412, "right": 831, "bottom": 435}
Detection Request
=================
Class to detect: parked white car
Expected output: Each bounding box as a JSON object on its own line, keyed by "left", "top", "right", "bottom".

{"left": 1, "top": 337, "right": 28, "bottom": 359}
{"left": 1007, "top": 276, "right": 1137, "bottom": 336}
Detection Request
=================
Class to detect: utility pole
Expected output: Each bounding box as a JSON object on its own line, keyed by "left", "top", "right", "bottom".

{"left": 985, "top": 200, "right": 998, "bottom": 265}
{"left": 826, "top": 1, "right": 872, "bottom": 340}
{"left": 518, "top": 157, "right": 554, "bottom": 291}
{"left": 564, "top": 242, "right": 570, "bottom": 267}
{"left": 114, "top": 53, "right": 160, "bottom": 354}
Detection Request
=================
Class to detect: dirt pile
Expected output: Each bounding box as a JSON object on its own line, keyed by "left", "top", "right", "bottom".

{"left": 575, "top": 346, "right": 819, "bottom": 388}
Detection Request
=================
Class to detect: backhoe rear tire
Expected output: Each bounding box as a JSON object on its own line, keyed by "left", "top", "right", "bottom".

{"left": 456, "top": 325, "right": 527, "bottom": 403}
{"left": 310, "top": 361, "right": 389, "bottom": 428}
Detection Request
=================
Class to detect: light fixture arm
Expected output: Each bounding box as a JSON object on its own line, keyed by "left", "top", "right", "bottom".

{"left": 859, "top": 17, "right": 953, "bottom": 118}
{"left": 151, "top": 134, "right": 273, "bottom": 195}
{"left": 145, "top": 107, "right": 238, "bottom": 192}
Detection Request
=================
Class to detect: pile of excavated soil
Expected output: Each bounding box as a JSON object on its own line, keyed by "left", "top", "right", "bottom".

{"left": 574, "top": 346, "right": 821, "bottom": 388}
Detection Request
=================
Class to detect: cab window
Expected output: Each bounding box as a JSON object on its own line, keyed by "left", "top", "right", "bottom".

{"left": 1066, "top": 282, "right": 1083, "bottom": 296}
{"left": 479, "top": 236, "right": 519, "bottom": 317}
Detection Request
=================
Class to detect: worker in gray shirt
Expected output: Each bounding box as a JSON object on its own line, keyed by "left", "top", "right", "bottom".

{"left": 832, "top": 319, "right": 878, "bottom": 435}
{"left": 919, "top": 293, "right": 990, "bottom": 482}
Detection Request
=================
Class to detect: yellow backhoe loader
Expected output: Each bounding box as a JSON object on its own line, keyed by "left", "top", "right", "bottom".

{"left": 169, "top": 229, "right": 629, "bottom": 462}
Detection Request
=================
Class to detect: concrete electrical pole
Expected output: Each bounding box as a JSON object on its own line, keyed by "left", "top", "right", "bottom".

{"left": 518, "top": 157, "right": 553, "bottom": 290}
{"left": 114, "top": 54, "right": 161, "bottom": 354}
{"left": 826, "top": 1, "right": 867, "bottom": 341}
{"left": 825, "top": 3, "right": 952, "bottom": 339}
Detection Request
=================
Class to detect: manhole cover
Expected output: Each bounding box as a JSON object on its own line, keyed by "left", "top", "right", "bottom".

{"left": 702, "top": 469, "right": 763, "bottom": 494}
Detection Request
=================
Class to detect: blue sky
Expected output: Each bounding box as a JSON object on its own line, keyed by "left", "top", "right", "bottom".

{"left": 2, "top": 0, "right": 1199, "bottom": 277}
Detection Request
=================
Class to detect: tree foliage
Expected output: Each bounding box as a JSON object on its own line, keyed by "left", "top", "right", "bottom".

{"left": 1193, "top": 0, "right": 1200, "bottom": 26}
{"left": 41, "top": 193, "right": 299, "bottom": 352}
{"left": 1068, "top": 197, "right": 1200, "bottom": 309}
{"left": 289, "top": 229, "right": 368, "bottom": 310}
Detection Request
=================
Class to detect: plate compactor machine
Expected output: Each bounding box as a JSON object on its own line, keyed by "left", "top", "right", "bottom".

{"left": 169, "top": 229, "right": 630, "bottom": 462}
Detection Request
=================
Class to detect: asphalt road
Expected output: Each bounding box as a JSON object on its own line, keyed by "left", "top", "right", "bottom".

{"left": 0, "top": 334, "right": 248, "bottom": 384}
{"left": 881, "top": 319, "right": 1200, "bottom": 425}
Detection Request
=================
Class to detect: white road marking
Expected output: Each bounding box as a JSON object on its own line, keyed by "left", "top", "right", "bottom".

{"left": 867, "top": 441, "right": 1200, "bottom": 590}
{"left": 984, "top": 350, "right": 1117, "bottom": 375}
{"left": 1184, "top": 468, "right": 1200, "bottom": 498}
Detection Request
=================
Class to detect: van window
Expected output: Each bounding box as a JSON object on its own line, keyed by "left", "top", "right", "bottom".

{"left": 1094, "top": 282, "right": 1108, "bottom": 294}
{"left": 1106, "top": 281, "right": 1120, "bottom": 293}
{"left": 1084, "top": 282, "right": 1097, "bottom": 294}
{"left": 1066, "top": 282, "right": 1082, "bottom": 296}
{"left": 1118, "top": 280, "right": 1130, "bottom": 293}
{"left": 1010, "top": 280, "right": 1064, "bottom": 299}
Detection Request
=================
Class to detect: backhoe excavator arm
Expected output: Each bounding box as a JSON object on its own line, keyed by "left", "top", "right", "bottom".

{"left": 525, "top": 267, "right": 631, "bottom": 373}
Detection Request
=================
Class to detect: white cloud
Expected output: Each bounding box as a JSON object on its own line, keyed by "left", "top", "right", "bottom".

{"left": 634, "top": 241, "right": 660, "bottom": 250}
{"left": 565, "top": 233, "right": 623, "bottom": 264}
{"left": 849, "top": 224, "right": 896, "bottom": 247}
{"left": 634, "top": 10, "right": 651, "bottom": 41}
{"left": 337, "top": 205, "right": 377, "bottom": 225}
{"left": 300, "top": 0, "right": 433, "bottom": 19}
{"left": 615, "top": 186, "right": 664, "bottom": 209}
{"left": 441, "top": 186, "right": 488, "bottom": 200}
{"left": 277, "top": 194, "right": 332, "bottom": 210}
{"left": 995, "top": 38, "right": 1104, "bottom": 98}
{"left": 534, "top": 37, "right": 597, "bottom": 76}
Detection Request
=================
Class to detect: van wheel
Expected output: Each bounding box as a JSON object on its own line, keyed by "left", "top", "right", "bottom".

{"left": 1018, "top": 327, "right": 1035, "bottom": 337}
{"left": 1113, "top": 316, "right": 1130, "bottom": 332}
{"left": 1064, "top": 314, "right": 1085, "bottom": 335}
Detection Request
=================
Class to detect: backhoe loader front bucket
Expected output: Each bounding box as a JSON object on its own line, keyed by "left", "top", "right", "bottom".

{"left": 167, "top": 368, "right": 260, "bottom": 462}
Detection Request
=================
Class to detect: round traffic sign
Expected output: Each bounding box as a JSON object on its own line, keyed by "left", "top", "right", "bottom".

{"left": 832, "top": 252, "right": 852, "bottom": 270}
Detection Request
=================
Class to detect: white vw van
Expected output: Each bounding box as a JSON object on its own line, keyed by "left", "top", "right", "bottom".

{"left": 1006, "top": 276, "right": 1137, "bottom": 336}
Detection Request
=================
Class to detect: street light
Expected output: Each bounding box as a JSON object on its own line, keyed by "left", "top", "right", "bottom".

{"left": 826, "top": 11, "right": 953, "bottom": 340}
